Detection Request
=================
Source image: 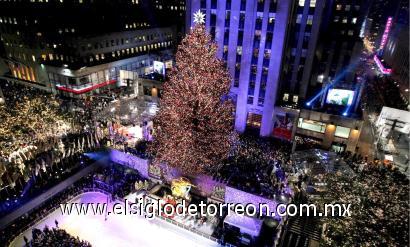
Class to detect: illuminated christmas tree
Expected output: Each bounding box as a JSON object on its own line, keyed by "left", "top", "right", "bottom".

{"left": 151, "top": 12, "right": 235, "bottom": 175}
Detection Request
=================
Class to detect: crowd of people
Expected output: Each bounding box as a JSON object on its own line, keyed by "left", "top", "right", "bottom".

{"left": 313, "top": 149, "right": 409, "bottom": 246}
{"left": 210, "top": 135, "right": 293, "bottom": 199}
{"left": 363, "top": 71, "right": 408, "bottom": 114}
{"left": 28, "top": 226, "right": 91, "bottom": 247}
{"left": 0, "top": 152, "right": 96, "bottom": 217}
{"left": 0, "top": 73, "right": 407, "bottom": 246}
{"left": 1, "top": 162, "right": 141, "bottom": 246}
{"left": 93, "top": 162, "right": 144, "bottom": 198}
{"left": 0, "top": 177, "right": 93, "bottom": 246}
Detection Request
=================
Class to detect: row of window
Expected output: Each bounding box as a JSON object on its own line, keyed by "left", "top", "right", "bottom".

{"left": 0, "top": 16, "right": 39, "bottom": 26}
{"left": 125, "top": 22, "right": 150, "bottom": 29}
{"left": 155, "top": 5, "right": 185, "bottom": 13}
{"left": 201, "top": 0, "right": 277, "bottom": 13}
{"left": 8, "top": 62, "right": 37, "bottom": 83}
{"left": 80, "top": 33, "right": 172, "bottom": 52}
{"left": 298, "top": 0, "right": 316, "bottom": 8}
{"left": 37, "top": 41, "right": 172, "bottom": 64}
{"left": 335, "top": 4, "right": 360, "bottom": 11}
{"left": 296, "top": 14, "right": 314, "bottom": 25}
{"left": 0, "top": 16, "right": 17, "bottom": 24}
{"left": 49, "top": 58, "right": 151, "bottom": 86}
{"left": 334, "top": 16, "right": 358, "bottom": 24}
{"left": 202, "top": 1, "right": 279, "bottom": 107}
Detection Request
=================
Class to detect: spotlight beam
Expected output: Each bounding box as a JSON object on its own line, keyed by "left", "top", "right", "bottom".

{"left": 306, "top": 61, "right": 360, "bottom": 106}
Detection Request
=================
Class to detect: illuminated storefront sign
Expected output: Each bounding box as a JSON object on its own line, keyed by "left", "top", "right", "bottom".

{"left": 379, "top": 17, "right": 393, "bottom": 51}
{"left": 374, "top": 55, "right": 392, "bottom": 75}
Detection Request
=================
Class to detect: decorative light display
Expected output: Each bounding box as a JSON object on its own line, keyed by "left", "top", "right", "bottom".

{"left": 374, "top": 55, "right": 392, "bottom": 75}
{"left": 315, "top": 167, "right": 409, "bottom": 246}
{"left": 0, "top": 91, "right": 100, "bottom": 188}
{"left": 0, "top": 96, "right": 72, "bottom": 158}
{"left": 379, "top": 17, "right": 393, "bottom": 51}
{"left": 150, "top": 23, "right": 236, "bottom": 175}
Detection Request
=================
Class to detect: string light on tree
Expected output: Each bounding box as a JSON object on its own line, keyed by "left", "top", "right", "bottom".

{"left": 150, "top": 22, "right": 236, "bottom": 175}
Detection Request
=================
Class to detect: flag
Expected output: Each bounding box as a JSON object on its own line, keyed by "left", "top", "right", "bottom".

{"left": 23, "top": 167, "right": 30, "bottom": 182}
{"left": 35, "top": 162, "right": 40, "bottom": 176}
{"left": 95, "top": 131, "right": 100, "bottom": 146}
{"left": 41, "top": 162, "right": 46, "bottom": 172}
{"left": 87, "top": 134, "right": 91, "bottom": 148}
{"left": 5, "top": 173, "right": 13, "bottom": 187}
{"left": 77, "top": 138, "right": 81, "bottom": 152}
{"left": 11, "top": 172, "right": 20, "bottom": 188}
{"left": 0, "top": 160, "right": 6, "bottom": 176}
{"left": 90, "top": 134, "right": 95, "bottom": 148}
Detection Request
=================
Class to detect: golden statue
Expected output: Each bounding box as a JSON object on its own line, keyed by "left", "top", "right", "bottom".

{"left": 171, "top": 177, "right": 195, "bottom": 200}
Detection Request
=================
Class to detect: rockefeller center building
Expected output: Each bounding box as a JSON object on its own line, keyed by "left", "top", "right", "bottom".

{"left": 187, "top": 0, "right": 295, "bottom": 136}
{"left": 0, "top": 0, "right": 185, "bottom": 97}
{"left": 187, "top": 0, "right": 370, "bottom": 153}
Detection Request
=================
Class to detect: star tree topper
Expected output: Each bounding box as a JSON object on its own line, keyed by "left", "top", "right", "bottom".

{"left": 193, "top": 10, "right": 205, "bottom": 25}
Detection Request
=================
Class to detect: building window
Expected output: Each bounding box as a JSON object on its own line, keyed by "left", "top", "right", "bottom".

{"left": 226, "top": 0, "right": 231, "bottom": 10}
{"left": 240, "top": 0, "right": 246, "bottom": 11}
{"left": 296, "top": 14, "right": 302, "bottom": 24}
{"left": 336, "top": 4, "right": 342, "bottom": 10}
{"left": 239, "top": 13, "right": 245, "bottom": 29}
{"left": 335, "top": 126, "right": 350, "bottom": 138}
{"left": 317, "top": 74, "right": 324, "bottom": 83}
{"left": 225, "top": 11, "right": 231, "bottom": 27}
{"left": 298, "top": 118, "right": 326, "bottom": 133}
{"left": 247, "top": 113, "right": 262, "bottom": 128}
{"left": 307, "top": 15, "right": 313, "bottom": 25}
{"left": 236, "top": 46, "right": 243, "bottom": 55}
{"left": 200, "top": 0, "right": 206, "bottom": 8}
{"left": 257, "top": 0, "right": 264, "bottom": 12}
{"left": 211, "top": 0, "right": 217, "bottom": 9}
{"left": 310, "top": 0, "right": 316, "bottom": 7}
{"left": 258, "top": 97, "right": 264, "bottom": 106}
{"left": 269, "top": 0, "right": 277, "bottom": 12}
{"left": 247, "top": 96, "right": 254, "bottom": 105}
{"left": 298, "top": 0, "right": 305, "bottom": 7}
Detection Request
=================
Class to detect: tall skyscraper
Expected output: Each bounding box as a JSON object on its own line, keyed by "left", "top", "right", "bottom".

{"left": 187, "top": 0, "right": 293, "bottom": 136}
{"left": 278, "top": 0, "right": 327, "bottom": 106}
{"left": 0, "top": 0, "right": 185, "bottom": 97}
{"left": 303, "top": 0, "right": 368, "bottom": 103}
{"left": 187, "top": 0, "right": 369, "bottom": 135}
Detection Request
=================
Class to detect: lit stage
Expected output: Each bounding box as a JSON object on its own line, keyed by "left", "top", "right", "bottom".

{"left": 10, "top": 192, "right": 218, "bottom": 247}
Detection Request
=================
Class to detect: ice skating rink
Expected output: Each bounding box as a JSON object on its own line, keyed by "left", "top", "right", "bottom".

{"left": 10, "top": 192, "right": 218, "bottom": 247}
